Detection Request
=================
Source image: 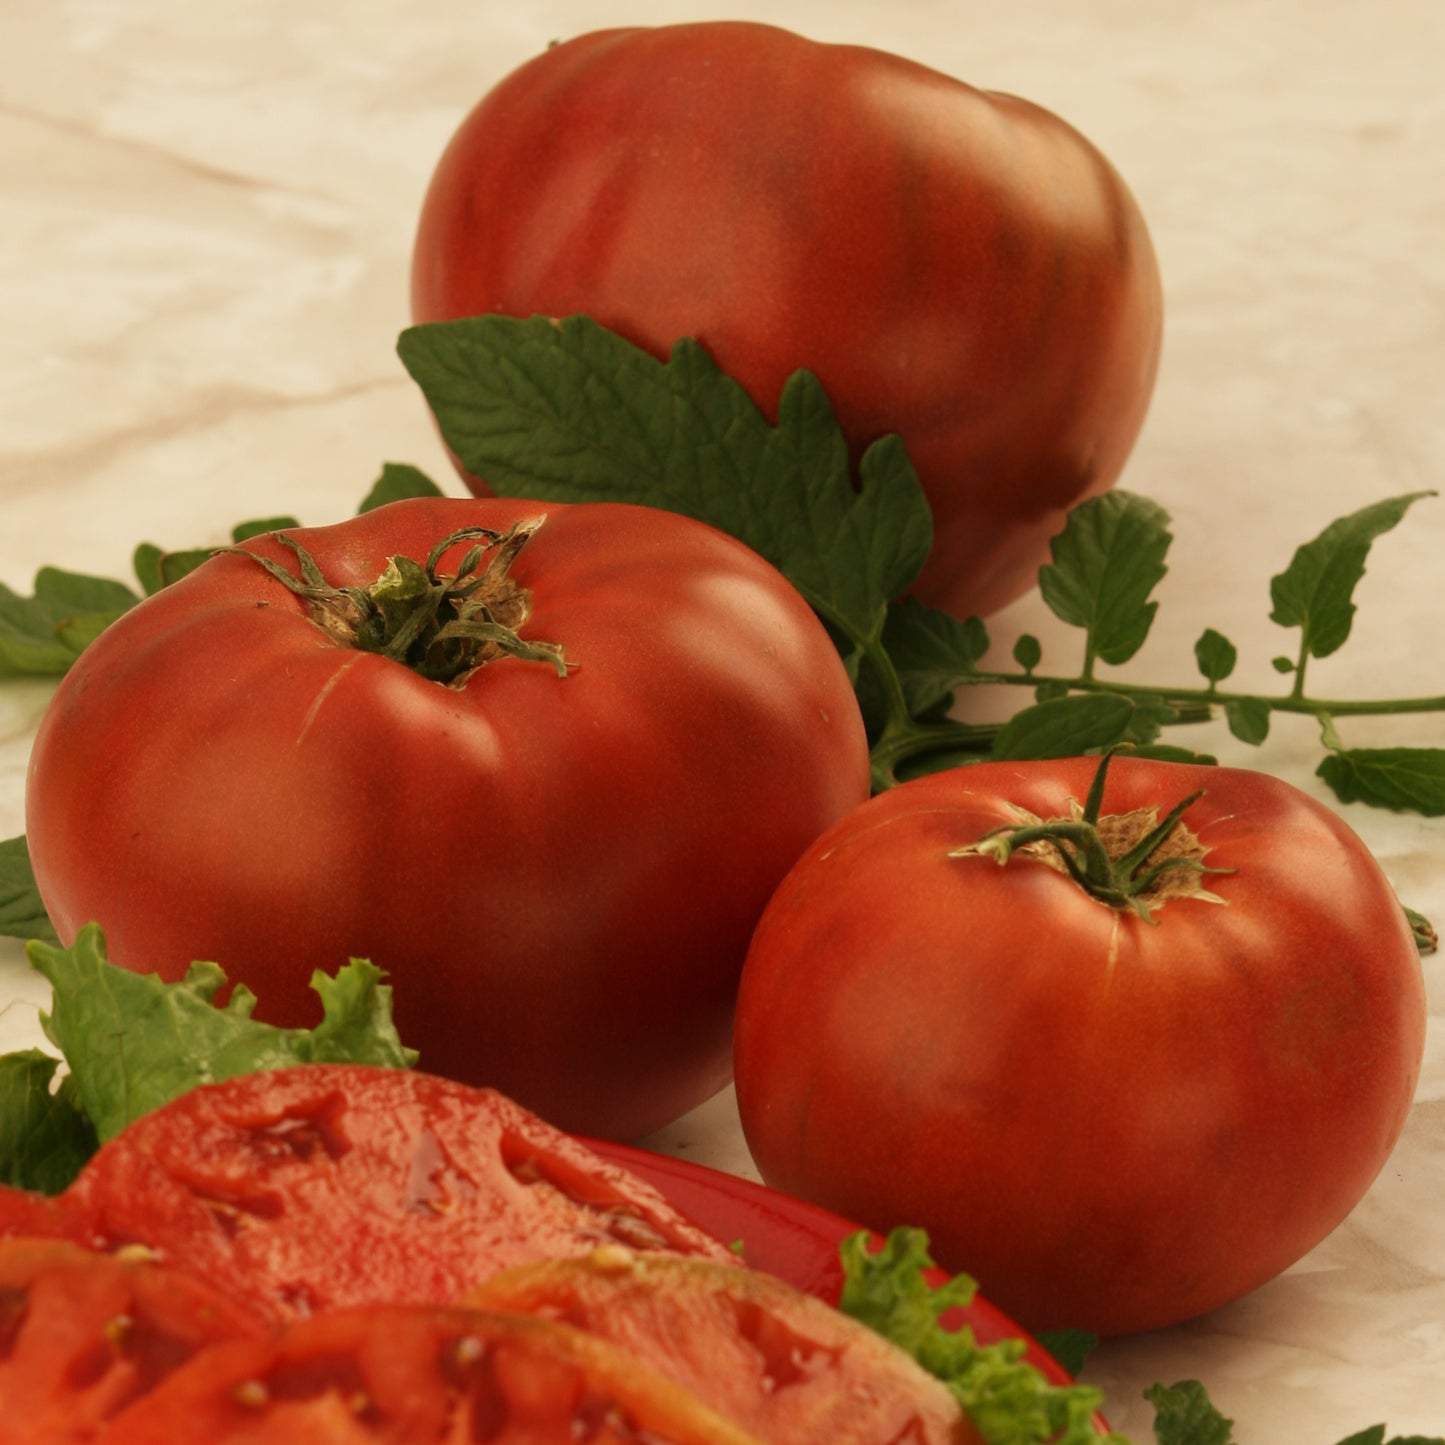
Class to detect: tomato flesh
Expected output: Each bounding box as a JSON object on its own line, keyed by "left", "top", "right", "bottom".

{"left": 0, "top": 1235, "right": 269, "bottom": 1441}
{"left": 95, "top": 1303, "right": 768, "bottom": 1444}
{"left": 60, "top": 1065, "right": 737, "bottom": 1327}
{"left": 466, "top": 1247, "right": 980, "bottom": 1444}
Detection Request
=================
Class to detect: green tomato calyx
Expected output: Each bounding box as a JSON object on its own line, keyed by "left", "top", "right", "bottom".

{"left": 952, "top": 752, "right": 1234, "bottom": 923}
{"left": 228, "top": 518, "right": 569, "bottom": 685}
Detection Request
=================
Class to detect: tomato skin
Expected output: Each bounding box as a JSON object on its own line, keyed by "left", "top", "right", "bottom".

{"left": 25, "top": 497, "right": 869, "bottom": 1140}
{"left": 732, "top": 757, "right": 1428, "bottom": 1336}
{"left": 58, "top": 1065, "right": 738, "bottom": 1327}
{"left": 411, "top": 22, "right": 1162, "bottom": 619}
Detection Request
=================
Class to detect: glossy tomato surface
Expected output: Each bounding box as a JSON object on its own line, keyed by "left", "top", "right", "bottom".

{"left": 411, "top": 22, "right": 1163, "bottom": 619}
{"left": 25, "top": 497, "right": 870, "bottom": 1139}
{"left": 59, "top": 1065, "right": 739, "bottom": 1326}
{"left": 732, "top": 757, "right": 1428, "bottom": 1335}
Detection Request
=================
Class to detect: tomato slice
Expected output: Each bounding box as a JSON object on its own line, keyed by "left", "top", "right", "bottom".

{"left": 96, "top": 1303, "right": 766, "bottom": 1444}
{"left": 59, "top": 1065, "right": 735, "bottom": 1324}
{"left": 0, "top": 1235, "right": 270, "bottom": 1442}
{"left": 0, "top": 1181, "right": 83, "bottom": 1242}
{"left": 464, "top": 1247, "right": 981, "bottom": 1444}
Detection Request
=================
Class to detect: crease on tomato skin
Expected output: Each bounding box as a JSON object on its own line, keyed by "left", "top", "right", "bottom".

{"left": 295, "top": 654, "right": 366, "bottom": 749}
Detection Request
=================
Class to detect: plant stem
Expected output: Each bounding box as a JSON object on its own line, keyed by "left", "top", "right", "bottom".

{"left": 958, "top": 669, "right": 1445, "bottom": 719}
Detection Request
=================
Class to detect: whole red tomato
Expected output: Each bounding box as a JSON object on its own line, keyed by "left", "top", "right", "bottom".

{"left": 732, "top": 755, "right": 1427, "bottom": 1335}
{"left": 410, "top": 21, "right": 1163, "bottom": 620}
{"left": 25, "top": 498, "right": 870, "bottom": 1140}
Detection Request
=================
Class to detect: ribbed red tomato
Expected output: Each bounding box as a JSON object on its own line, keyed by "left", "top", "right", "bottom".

{"left": 411, "top": 21, "right": 1162, "bottom": 619}
{"left": 25, "top": 498, "right": 869, "bottom": 1140}
{"left": 732, "top": 756, "right": 1427, "bottom": 1336}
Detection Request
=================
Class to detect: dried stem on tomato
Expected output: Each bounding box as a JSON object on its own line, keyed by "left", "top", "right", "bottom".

{"left": 227, "top": 519, "right": 568, "bottom": 686}
{"left": 951, "top": 750, "right": 1236, "bottom": 922}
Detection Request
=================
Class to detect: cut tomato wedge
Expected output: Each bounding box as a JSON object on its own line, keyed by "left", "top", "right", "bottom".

{"left": 465, "top": 1246, "right": 982, "bottom": 1444}
{"left": 59, "top": 1065, "right": 734, "bottom": 1324}
{"left": 0, "top": 1235, "right": 270, "bottom": 1442}
{"left": 95, "top": 1303, "right": 766, "bottom": 1444}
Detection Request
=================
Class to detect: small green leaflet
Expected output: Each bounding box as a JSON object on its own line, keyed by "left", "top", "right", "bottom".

{"left": 1037, "top": 491, "right": 1172, "bottom": 671}
{"left": 1193, "top": 628, "right": 1236, "bottom": 687}
{"left": 0, "top": 516, "right": 302, "bottom": 677}
{"left": 1269, "top": 492, "right": 1436, "bottom": 661}
{"left": 397, "top": 314, "right": 933, "bottom": 655}
{"left": 990, "top": 694, "right": 1136, "bottom": 760}
{"left": 0, "top": 1050, "right": 96, "bottom": 1193}
{"left": 359, "top": 461, "right": 447, "bottom": 513}
{"left": 0, "top": 568, "right": 140, "bottom": 677}
{"left": 1146, "top": 1381, "right": 1235, "bottom": 1445}
{"left": 0, "top": 835, "right": 57, "bottom": 944}
{"left": 1318, "top": 747, "right": 1445, "bottom": 816}
{"left": 27, "top": 923, "right": 417, "bottom": 1162}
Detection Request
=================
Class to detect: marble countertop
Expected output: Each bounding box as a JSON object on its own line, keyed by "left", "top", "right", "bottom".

{"left": 3, "top": 0, "right": 1442, "bottom": 1436}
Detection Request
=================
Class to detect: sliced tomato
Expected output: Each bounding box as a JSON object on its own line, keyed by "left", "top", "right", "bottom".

{"left": 59, "top": 1065, "right": 734, "bottom": 1324}
{"left": 465, "top": 1247, "right": 980, "bottom": 1444}
{"left": 96, "top": 1302, "right": 765, "bottom": 1444}
{"left": 0, "top": 1235, "right": 270, "bottom": 1442}
{"left": 0, "top": 1181, "right": 83, "bottom": 1242}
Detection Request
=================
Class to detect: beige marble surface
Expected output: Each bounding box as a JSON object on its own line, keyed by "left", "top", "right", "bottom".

{"left": 3, "top": 0, "right": 1443, "bottom": 1436}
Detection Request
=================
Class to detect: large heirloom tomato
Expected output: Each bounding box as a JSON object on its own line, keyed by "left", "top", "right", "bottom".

{"left": 25, "top": 498, "right": 870, "bottom": 1140}
{"left": 410, "top": 21, "right": 1163, "bottom": 620}
{"left": 732, "top": 756, "right": 1427, "bottom": 1336}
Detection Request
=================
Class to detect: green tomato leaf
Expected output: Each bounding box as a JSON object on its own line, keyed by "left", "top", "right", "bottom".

{"left": 27, "top": 923, "right": 418, "bottom": 1148}
{"left": 1145, "top": 1380, "right": 1236, "bottom": 1445}
{"left": 1193, "top": 628, "right": 1236, "bottom": 686}
{"left": 1224, "top": 696, "right": 1272, "bottom": 746}
{"left": 1405, "top": 905, "right": 1438, "bottom": 955}
{"left": 0, "top": 569, "right": 140, "bottom": 676}
{"left": 134, "top": 518, "right": 301, "bottom": 594}
{"left": 1030, "top": 1330, "right": 1098, "bottom": 1379}
{"left": 880, "top": 597, "right": 991, "bottom": 718}
{"left": 1332, "top": 1431, "right": 1445, "bottom": 1445}
{"left": 1037, "top": 491, "right": 1172, "bottom": 668}
{"left": 990, "top": 693, "right": 1135, "bottom": 760}
{"left": 396, "top": 313, "right": 933, "bottom": 652}
{"left": 1268, "top": 491, "right": 1435, "bottom": 660}
{"left": 1013, "top": 635, "right": 1043, "bottom": 674}
{"left": 838, "top": 1227, "right": 1124, "bottom": 1445}
{"left": 359, "top": 462, "right": 447, "bottom": 514}
{"left": 0, "top": 1050, "right": 97, "bottom": 1195}
{"left": 0, "top": 835, "right": 58, "bottom": 944}
{"left": 1316, "top": 746, "right": 1445, "bottom": 815}
{"left": 231, "top": 516, "right": 301, "bottom": 544}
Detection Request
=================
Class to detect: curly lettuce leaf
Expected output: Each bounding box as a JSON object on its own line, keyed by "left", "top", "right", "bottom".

{"left": 0, "top": 923, "right": 417, "bottom": 1191}
{"left": 837, "top": 1226, "right": 1128, "bottom": 1445}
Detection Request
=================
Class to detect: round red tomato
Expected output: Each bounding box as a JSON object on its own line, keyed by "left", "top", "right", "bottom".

{"left": 410, "top": 21, "right": 1163, "bottom": 620}
{"left": 732, "top": 756, "right": 1427, "bottom": 1336}
{"left": 25, "top": 498, "right": 869, "bottom": 1140}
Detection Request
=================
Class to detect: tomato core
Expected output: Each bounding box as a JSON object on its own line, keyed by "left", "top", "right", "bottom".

{"left": 231, "top": 517, "right": 568, "bottom": 685}
{"left": 951, "top": 752, "right": 1233, "bottom": 921}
